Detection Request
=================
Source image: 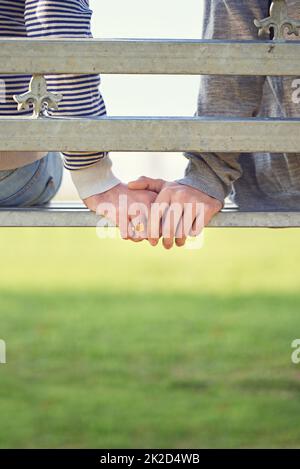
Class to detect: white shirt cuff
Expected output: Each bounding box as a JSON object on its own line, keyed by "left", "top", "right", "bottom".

{"left": 70, "top": 157, "right": 121, "bottom": 199}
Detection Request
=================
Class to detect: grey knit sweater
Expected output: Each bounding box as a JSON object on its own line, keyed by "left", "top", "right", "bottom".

{"left": 178, "top": 0, "right": 300, "bottom": 210}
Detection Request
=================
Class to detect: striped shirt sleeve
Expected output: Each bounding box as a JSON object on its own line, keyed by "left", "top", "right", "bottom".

{"left": 24, "top": 0, "right": 120, "bottom": 197}
{"left": 0, "top": 0, "right": 120, "bottom": 197}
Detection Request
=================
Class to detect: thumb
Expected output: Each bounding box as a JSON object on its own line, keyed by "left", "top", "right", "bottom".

{"left": 128, "top": 176, "right": 165, "bottom": 193}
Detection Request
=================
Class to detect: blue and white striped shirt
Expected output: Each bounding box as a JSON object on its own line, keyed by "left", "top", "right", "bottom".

{"left": 0, "top": 0, "right": 108, "bottom": 172}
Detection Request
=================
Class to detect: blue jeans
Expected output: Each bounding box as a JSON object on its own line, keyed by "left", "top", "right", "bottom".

{"left": 0, "top": 153, "right": 63, "bottom": 207}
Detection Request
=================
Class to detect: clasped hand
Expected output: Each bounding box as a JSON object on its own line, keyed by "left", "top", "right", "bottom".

{"left": 84, "top": 177, "right": 222, "bottom": 249}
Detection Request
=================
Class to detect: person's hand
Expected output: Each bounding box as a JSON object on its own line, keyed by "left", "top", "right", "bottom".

{"left": 83, "top": 183, "right": 157, "bottom": 240}
{"left": 128, "top": 177, "right": 222, "bottom": 249}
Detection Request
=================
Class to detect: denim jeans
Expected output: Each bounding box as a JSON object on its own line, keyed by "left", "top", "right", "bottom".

{"left": 0, "top": 153, "right": 63, "bottom": 207}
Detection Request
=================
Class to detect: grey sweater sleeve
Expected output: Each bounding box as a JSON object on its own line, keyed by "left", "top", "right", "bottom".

{"left": 177, "top": 0, "right": 270, "bottom": 202}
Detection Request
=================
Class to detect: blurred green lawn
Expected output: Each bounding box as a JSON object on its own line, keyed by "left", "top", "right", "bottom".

{"left": 1, "top": 228, "right": 300, "bottom": 449}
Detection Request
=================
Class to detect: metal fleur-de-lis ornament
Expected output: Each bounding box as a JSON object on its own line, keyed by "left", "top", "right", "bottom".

{"left": 13, "top": 74, "right": 63, "bottom": 118}
{"left": 255, "top": 0, "right": 300, "bottom": 39}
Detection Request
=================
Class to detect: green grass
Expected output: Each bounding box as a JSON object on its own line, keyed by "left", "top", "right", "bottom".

{"left": 1, "top": 228, "right": 300, "bottom": 448}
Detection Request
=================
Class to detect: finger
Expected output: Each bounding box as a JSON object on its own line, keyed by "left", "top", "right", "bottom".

{"left": 126, "top": 198, "right": 150, "bottom": 242}
{"left": 190, "top": 203, "right": 205, "bottom": 237}
{"left": 162, "top": 203, "right": 183, "bottom": 250}
{"left": 119, "top": 218, "right": 130, "bottom": 239}
{"left": 175, "top": 219, "right": 186, "bottom": 247}
{"left": 190, "top": 216, "right": 204, "bottom": 237}
{"left": 125, "top": 220, "right": 144, "bottom": 242}
{"left": 175, "top": 201, "right": 200, "bottom": 247}
{"left": 127, "top": 224, "right": 145, "bottom": 242}
{"left": 148, "top": 210, "right": 162, "bottom": 246}
{"left": 128, "top": 177, "right": 165, "bottom": 193}
{"left": 184, "top": 210, "right": 197, "bottom": 242}
{"left": 175, "top": 237, "right": 186, "bottom": 247}
{"left": 148, "top": 195, "right": 170, "bottom": 246}
{"left": 129, "top": 213, "right": 148, "bottom": 242}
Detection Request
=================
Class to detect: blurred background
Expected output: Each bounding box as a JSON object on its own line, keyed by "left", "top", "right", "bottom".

{"left": 1, "top": 0, "right": 300, "bottom": 449}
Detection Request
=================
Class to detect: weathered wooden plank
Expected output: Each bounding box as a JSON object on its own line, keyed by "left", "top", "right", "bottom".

{"left": 0, "top": 117, "right": 299, "bottom": 153}
{"left": 0, "top": 39, "right": 299, "bottom": 76}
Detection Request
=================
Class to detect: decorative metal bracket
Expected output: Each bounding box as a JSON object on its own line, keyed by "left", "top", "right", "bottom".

{"left": 254, "top": 0, "right": 300, "bottom": 40}
{"left": 13, "top": 74, "right": 63, "bottom": 118}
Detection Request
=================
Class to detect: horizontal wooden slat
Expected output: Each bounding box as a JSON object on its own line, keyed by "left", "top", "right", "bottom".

{"left": 0, "top": 116, "right": 299, "bottom": 153}
{"left": 0, "top": 203, "right": 299, "bottom": 228}
{"left": 0, "top": 39, "right": 300, "bottom": 76}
